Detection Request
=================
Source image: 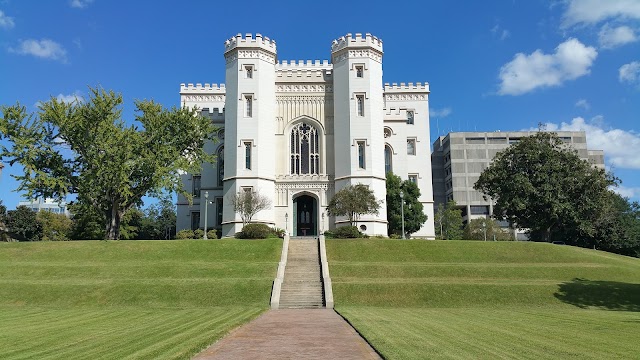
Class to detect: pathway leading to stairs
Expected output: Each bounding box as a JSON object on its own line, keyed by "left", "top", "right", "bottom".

{"left": 192, "top": 309, "right": 381, "bottom": 359}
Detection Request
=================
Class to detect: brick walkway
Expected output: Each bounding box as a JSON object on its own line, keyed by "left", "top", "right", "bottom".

{"left": 193, "top": 309, "right": 381, "bottom": 359}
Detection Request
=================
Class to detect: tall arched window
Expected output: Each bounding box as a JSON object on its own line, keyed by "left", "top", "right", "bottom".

{"left": 290, "top": 123, "right": 320, "bottom": 175}
{"left": 217, "top": 146, "right": 224, "bottom": 186}
{"left": 384, "top": 144, "right": 393, "bottom": 174}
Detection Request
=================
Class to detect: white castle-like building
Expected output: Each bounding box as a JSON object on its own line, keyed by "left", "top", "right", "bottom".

{"left": 176, "top": 33, "right": 435, "bottom": 238}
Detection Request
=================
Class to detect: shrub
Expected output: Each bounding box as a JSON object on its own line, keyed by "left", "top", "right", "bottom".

{"left": 238, "top": 224, "right": 271, "bottom": 239}
{"left": 175, "top": 229, "right": 194, "bottom": 239}
{"left": 323, "top": 230, "right": 334, "bottom": 239}
{"left": 334, "top": 225, "right": 365, "bottom": 239}
{"left": 193, "top": 229, "right": 205, "bottom": 239}
{"left": 207, "top": 229, "right": 218, "bottom": 239}
{"left": 271, "top": 227, "right": 285, "bottom": 239}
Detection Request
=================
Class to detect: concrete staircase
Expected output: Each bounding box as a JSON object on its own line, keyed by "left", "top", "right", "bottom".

{"left": 278, "top": 237, "right": 324, "bottom": 308}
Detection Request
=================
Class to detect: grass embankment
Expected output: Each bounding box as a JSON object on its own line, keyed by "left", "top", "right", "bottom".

{"left": 327, "top": 240, "right": 640, "bottom": 359}
{"left": 0, "top": 239, "right": 281, "bottom": 360}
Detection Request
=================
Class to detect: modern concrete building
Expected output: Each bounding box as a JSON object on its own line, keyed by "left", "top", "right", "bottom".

{"left": 177, "top": 33, "right": 436, "bottom": 238}
{"left": 17, "top": 198, "right": 70, "bottom": 216}
{"left": 431, "top": 131, "right": 605, "bottom": 225}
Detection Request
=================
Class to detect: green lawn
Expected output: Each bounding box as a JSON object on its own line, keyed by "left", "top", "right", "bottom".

{"left": 0, "top": 239, "right": 281, "bottom": 359}
{"left": 327, "top": 240, "right": 640, "bottom": 359}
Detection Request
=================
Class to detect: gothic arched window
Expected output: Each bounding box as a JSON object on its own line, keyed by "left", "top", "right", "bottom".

{"left": 384, "top": 144, "right": 393, "bottom": 175}
{"left": 217, "top": 146, "right": 224, "bottom": 186}
{"left": 290, "top": 123, "right": 320, "bottom": 175}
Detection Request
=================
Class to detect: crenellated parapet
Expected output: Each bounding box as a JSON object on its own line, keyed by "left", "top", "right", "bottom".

{"left": 200, "top": 107, "right": 225, "bottom": 122}
{"left": 224, "top": 33, "right": 276, "bottom": 54}
{"left": 384, "top": 82, "right": 430, "bottom": 92}
{"left": 224, "top": 33, "right": 277, "bottom": 64}
{"left": 180, "top": 83, "right": 226, "bottom": 94}
{"left": 276, "top": 60, "right": 333, "bottom": 82}
{"left": 384, "top": 82, "right": 430, "bottom": 102}
{"left": 331, "top": 33, "right": 383, "bottom": 53}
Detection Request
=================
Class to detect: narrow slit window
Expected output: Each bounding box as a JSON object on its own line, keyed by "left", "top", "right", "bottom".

{"left": 356, "top": 95, "right": 364, "bottom": 116}
{"left": 245, "top": 65, "right": 253, "bottom": 78}
{"left": 358, "top": 141, "right": 366, "bottom": 169}
{"left": 244, "top": 142, "right": 252, "bottom": 169}
{"left": 356, "top": 66, "right": 364, "bottom": 78}
{"left": 407, "top": 110, "right": 414, "bottom": 125}
{"left": 245, "top": 96, "right": 253, "bottom": 117}
{"left": 407, "top": 139, "right": 416, "bottom": 155}
{"left": 192, "top": 175, "right": 201, "bottom": 197}
{"left": 408, "top": 174, "right": 418, "bottom": 183}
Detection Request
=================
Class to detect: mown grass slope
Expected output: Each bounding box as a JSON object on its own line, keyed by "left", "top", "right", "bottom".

{"left": 0, "top": 239, "right": 281, "bottom": 360}
{"left": 327, "top": 240, "right": 640, "bottom": 359}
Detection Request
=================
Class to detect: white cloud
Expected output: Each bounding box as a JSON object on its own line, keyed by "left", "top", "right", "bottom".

{"left": 35, "top": 91, "right": 84, "bottom": 109}
{"left": 619, "top": 61, "right": 640, "bottom": 84}
{"left": 562, "top": 0, "right": 640, "bottom": 28}
{"left": 539, "top": 117, "right": 640, "bottom": 169}
{"left": 598, "top": 24, "right": 638, "bottom": 49}
{"left": 575, "top": 99, "right": 590, "bottom": 110}
{"left": 491, "top": 25, "right": 510, "bottom": 40}
{"left": 0, "top": 10, "right": 15, "bottom": 29}
{"left": 612, "top": 185, "right": 640, "bottom": 199}
{"left": 498, "top": 38, "right": 597, "bottom": 95}
{"left": 70, "top": 0, "right": 94, "bottom": 8}
{"left": 8, "top": 39, "right": 68, "bottom": 62}
{"left": 56, "top": 92, "right": 84, "bottom": 104}
{"left": 430, "top": 107, "right": 452, "bottom": 118}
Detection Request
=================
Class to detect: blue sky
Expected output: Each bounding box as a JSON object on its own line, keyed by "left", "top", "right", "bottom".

{"left": 1, "top": 0, "right": 639, "bottom": 208}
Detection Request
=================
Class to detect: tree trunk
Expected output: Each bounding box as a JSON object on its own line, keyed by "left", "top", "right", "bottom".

{"left": 105, "top": 203, "right": 122, "bottom": 240}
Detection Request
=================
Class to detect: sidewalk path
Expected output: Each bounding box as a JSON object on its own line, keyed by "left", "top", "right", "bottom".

{"left": 193, "top": 309, "right": 381, "bottom": 359}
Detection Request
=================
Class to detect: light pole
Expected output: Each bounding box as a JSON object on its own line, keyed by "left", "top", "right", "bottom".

{"left": 482, "top": 220, "right": 487, "bottom": 242}
{"left": 204, "top": 191, "right": 209, "bottom": 239}
{"left": 285, "top": 212, "right": 289, "bottom": 236}
{"left": 400, "top": 191, "right": 405, "bottom": 239}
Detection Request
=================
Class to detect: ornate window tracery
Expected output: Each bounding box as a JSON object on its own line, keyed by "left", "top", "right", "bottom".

{"left": 290, "top": 123, "right": 320, "bottom": 175}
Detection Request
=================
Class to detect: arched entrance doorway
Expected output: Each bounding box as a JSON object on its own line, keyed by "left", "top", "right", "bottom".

{"left": 293, "top": 195, "right": 317, "bottom": 236}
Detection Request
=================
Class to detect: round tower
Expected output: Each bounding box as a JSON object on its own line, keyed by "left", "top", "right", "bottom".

{"left": 331, "top": 33, "right": 388, "bottom": 236}
{"left": 222, "top": 33, "right": 277, "bottom": 236}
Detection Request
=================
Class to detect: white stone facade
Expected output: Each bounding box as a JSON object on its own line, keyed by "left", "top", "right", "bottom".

{"left": 177, "top": 33, "right": 435, "bottom": 239}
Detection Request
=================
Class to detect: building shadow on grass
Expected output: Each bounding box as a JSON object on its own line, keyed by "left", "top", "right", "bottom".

{"left": 554, "top": 278, "right": 640, "bottom": 312}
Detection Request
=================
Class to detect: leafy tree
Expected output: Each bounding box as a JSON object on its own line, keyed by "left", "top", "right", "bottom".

{"left": 37, "top": 210, "right": 72, "bottom": 241}
{"left": 386, "top": 173, "right": 427, "bottom": 237}
{"left": 6, "top": 205, "right": 42, "bottom": 241}
{"left": 327, "top": 184, "right": 381, "bottom": 227}
{"left": 139, "top": 197, "right": 176, "bottom": 240}
{"left": 474, "top": 132, "right": 616, "bottom": 243}
{"left": 230, "top": 189, "right": 272, "bottom": 227}
{"left": 434, "top": 200, "right": 463, "bottom": 240}
{"left": 0, "top": 87, "right": 216, "bottom": 240}
{"left": 0, "top": 200, "right": 9, "bottom": 242}
{"left": 464, "top": 218, "right": 513, "bottom": 241}
{"left": 68, "top": 197, "right": 105, "bottom": 240}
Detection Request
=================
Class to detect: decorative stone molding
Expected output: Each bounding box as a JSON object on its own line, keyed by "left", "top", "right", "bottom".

{"left": 181, "top": 95, "right": 226, "bottom": 102}
{"left": 384, "top": 93, "right": 428, "bottom": 101}
{"left": 332, "top": 49, "right": 382, "bottom": 64}
{"left": 225, "top": 49, "right": 276, "bottom": 64}
{"left": 276, "top": 84, "right": 333, "bottom": 93}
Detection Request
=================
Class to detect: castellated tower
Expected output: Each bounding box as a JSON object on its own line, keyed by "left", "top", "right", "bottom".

{"left": 222, "top": 33, "right": 277, "bottom": 236}
{"left": 331, "top": 33, "right": 388, "bottom": 235}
